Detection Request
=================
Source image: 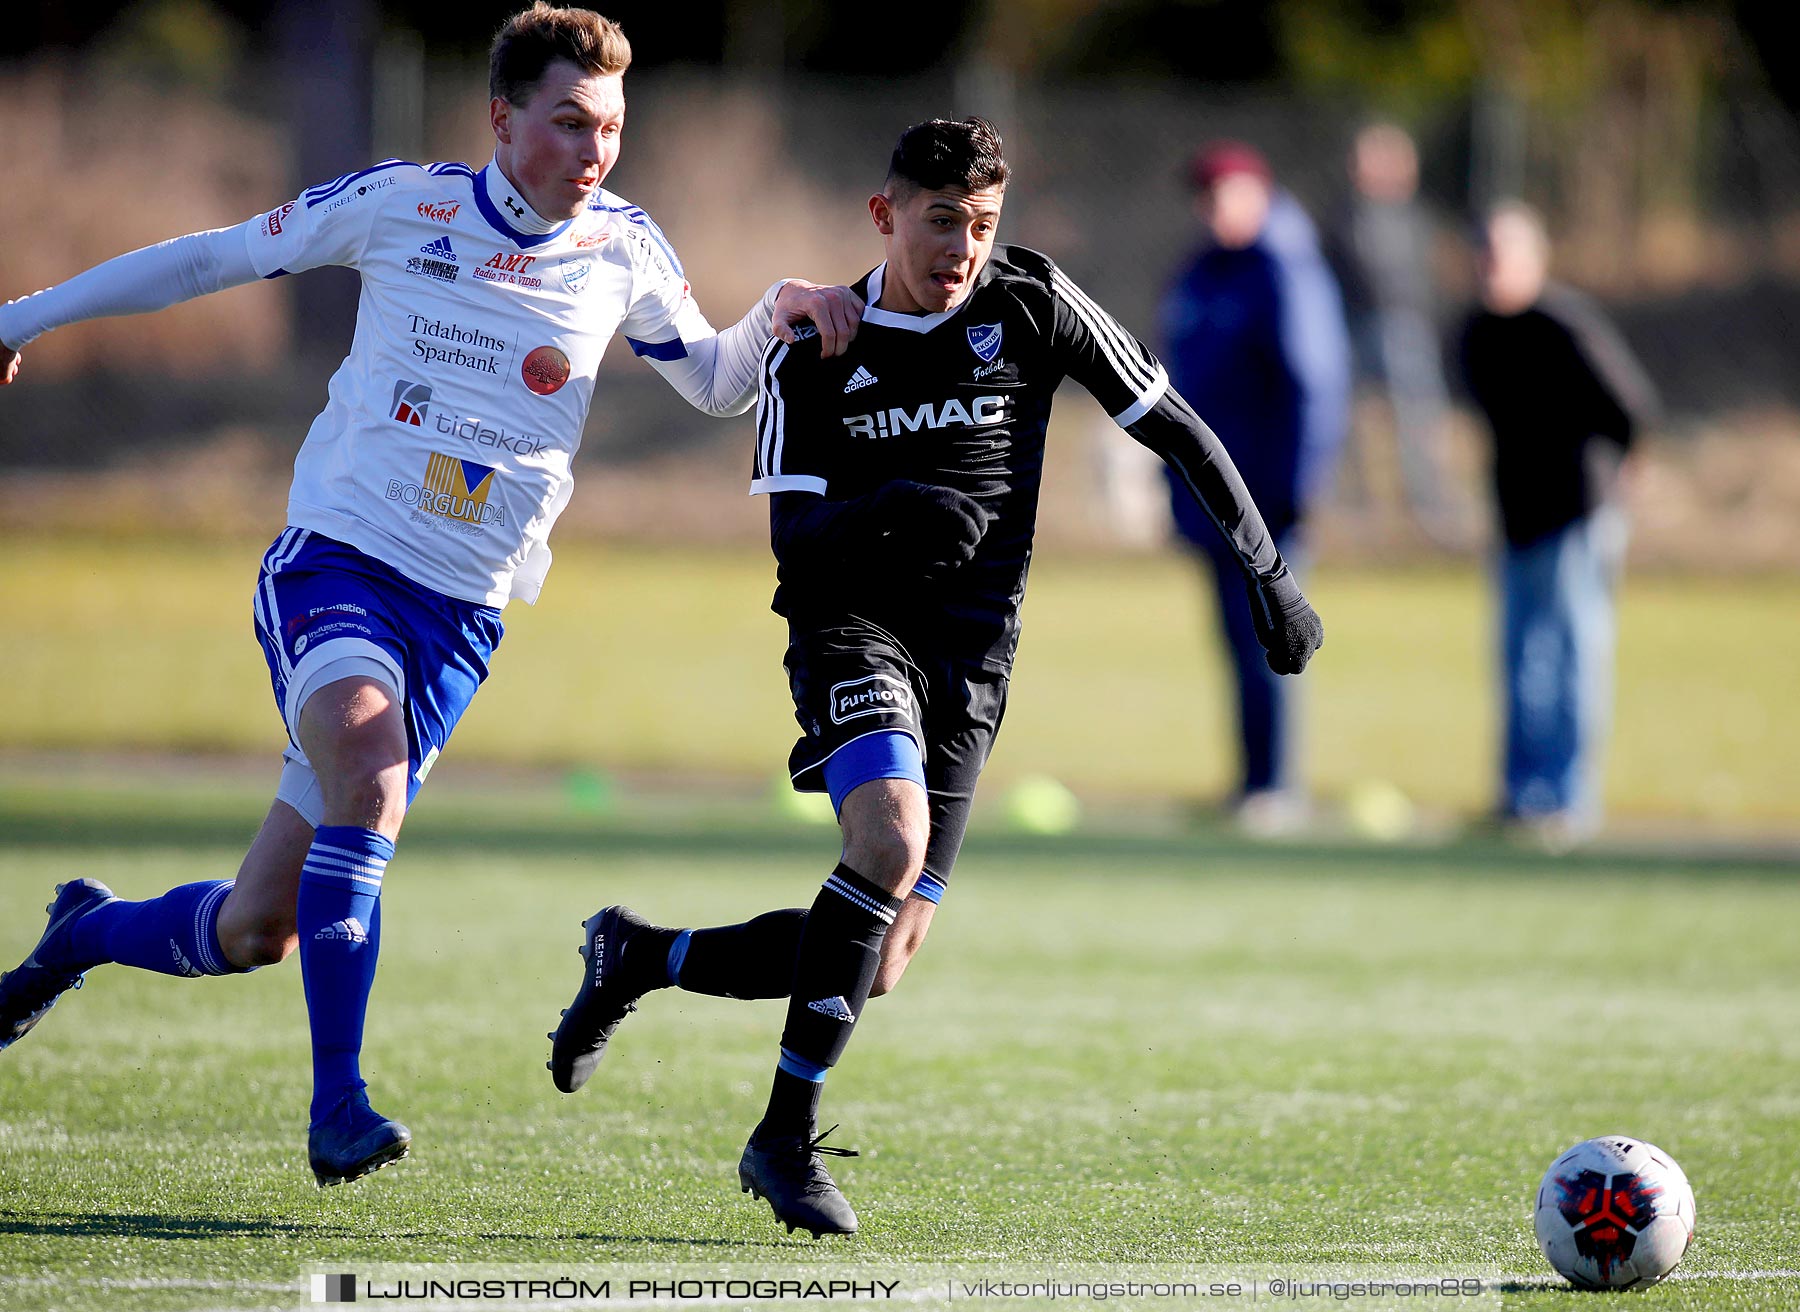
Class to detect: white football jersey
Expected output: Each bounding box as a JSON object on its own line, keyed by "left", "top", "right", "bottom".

{"left": 245, "top": 159, "right": 715, "bottom": 606}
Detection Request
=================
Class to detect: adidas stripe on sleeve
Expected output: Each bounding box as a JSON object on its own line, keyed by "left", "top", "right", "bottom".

{"left": 1051, "top": 263, "right": 1284, "bottom": 586}
{"left": 1049, "top": 266, "right": 1170, "bottom": 428}
{"left": 750, "top": 333, "right": 830, "bottom": 496}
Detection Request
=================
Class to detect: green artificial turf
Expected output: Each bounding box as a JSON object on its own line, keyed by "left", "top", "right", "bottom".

{"left": 0, "top": 771, "right": 1795, "bottom": 1310}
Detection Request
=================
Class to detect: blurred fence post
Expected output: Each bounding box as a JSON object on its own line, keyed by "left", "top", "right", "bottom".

{"left": 274, "top": 0, "right": 374, "bottom": 366}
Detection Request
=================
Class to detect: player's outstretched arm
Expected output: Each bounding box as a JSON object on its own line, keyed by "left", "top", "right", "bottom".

{"left": 640, "top": 280, "right": 865, "bottom": 418}
{"left": 1136, "top": 389, "right": 1324, "bottom": 675}
{"left": 0, "top": 228, "right": 261, "bottom": 381}
{"left": 1049, "top": 262, "right": 1322, "bottom": 674}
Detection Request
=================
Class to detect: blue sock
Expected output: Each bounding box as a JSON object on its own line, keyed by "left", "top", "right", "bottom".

{"left": 666, "top": 929, "right": 693, "bottom": 985}
{"left": 68, "top": 880, "right": 239, "bottom": 977}
{"left": 297, "top": 826, "right": 393, "bottom": 1123}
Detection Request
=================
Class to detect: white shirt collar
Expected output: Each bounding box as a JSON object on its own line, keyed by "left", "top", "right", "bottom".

{"left": 481, "top": 157, "right": 566, "bottom": 235}
{"left": 862, "top": 263, "right": 976, "bottom": 333}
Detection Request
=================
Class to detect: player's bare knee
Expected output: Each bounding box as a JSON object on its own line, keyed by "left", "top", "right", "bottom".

{"left": 838, "top": 784, "right": 928, "bottom": 895}
{"left": 215, "top": 904, "right": 297, "bottom": 966}
{"left": 325, "top": 759, "right": 409, "bottom": 832}
{"left": 314, "top": 730, "right": 409, "bottom": 831}
{"left": 221, "top": 923, "right": 298, "bottom": 968}
{"left": 298, "top": 678, "right": 409, "bottom": 832}
{"left": 215, "top": 881, "right": 299, "bottom": 967}
{"left": 842, "top": 814, "right": 928, "bottom": 895}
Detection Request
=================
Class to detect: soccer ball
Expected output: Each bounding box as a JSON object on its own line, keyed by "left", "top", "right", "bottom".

{"left": 1533, "top": 1135, "right": 1696, "bottom": 1289}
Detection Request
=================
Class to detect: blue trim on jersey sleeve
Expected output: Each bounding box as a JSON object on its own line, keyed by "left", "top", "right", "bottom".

{"left": 626, "top": 336, "right": 689, "bottom": 361}
{"left": 590, "top": 201, "right": 686, "bottom": 277}
{"left": 824, "top": 729, "right": 926, "bottom": 815}
{"left": 912, "top": 871, "right": 946, "bottom": 904}
{"left": 302, "top": 158, "right": 415, "bottom": 209}
{"left": 428, "top": 162, "right": 476, "bottom": 180}
{"left": 263, "top": 269, "right": 290, "bottom": 279}
{"left": 473, "top": 167, "right": 573, "bottom": 250}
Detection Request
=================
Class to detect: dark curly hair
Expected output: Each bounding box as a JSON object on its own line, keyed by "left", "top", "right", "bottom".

{"left": 885, "top": 117, "right": 1010, "bottom": 197}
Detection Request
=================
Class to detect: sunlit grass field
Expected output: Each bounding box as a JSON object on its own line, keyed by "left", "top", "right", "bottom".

{"left": 0, "top": 536, "right": 1793, "bottom": 824}
{"left": 0, "top": 771, "right": 1797, "bottom": 1311}
{"left": 1, "top": 536, "right": 1795, "bottom": 1309}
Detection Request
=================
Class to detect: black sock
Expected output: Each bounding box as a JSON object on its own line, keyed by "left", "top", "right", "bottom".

{"left": 755, "top": 864, "right": 902, "bottom": 1141}
{"left": 673, "top": 909, "right": 808, "bottom": 999}
{"left": 621, "top": 924, "right": 683, "bottom": 994}
{"left": 763, "top": 1068, "right": 825, "bottom": 1135}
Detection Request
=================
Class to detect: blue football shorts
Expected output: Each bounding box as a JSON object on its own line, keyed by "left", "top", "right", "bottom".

{"left": 252, "top": 528, "right": 504, "bottom": 825}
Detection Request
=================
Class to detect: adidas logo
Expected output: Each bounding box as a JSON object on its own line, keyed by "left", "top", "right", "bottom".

{"left": 806, "top": 995, "right": 857, "bottom": 1022}
{"left": 168, "top": 939, "right": 202, "bottom": 978}
{"left": 843, "top": 366, "right": 878, "bottom": 394}
{"left": 314, "top": 917, "right": 369, "bottom": 944}
{"left": 419, "top": 236, "right": 457, "bottom": 261}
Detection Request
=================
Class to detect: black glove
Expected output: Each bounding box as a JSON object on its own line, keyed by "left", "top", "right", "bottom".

{"left": 868, "top": 479, "right": 990, "bottom": 571}
{"left": 1247, "top": 568, "right": 1323, "bottom": 675}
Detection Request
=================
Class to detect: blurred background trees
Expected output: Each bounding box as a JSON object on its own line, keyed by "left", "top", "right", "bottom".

{"left": 2, "top": 0, "right": 1796, "bottom": 569}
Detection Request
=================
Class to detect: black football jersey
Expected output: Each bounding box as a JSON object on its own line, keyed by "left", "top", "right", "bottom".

{"left": 750, "top": 244, "right": 1283, "bottom": 671}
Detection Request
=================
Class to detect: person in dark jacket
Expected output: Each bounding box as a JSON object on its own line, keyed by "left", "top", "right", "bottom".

{"left": 1162, "top": 141, "right": 1351, "bottom": 831}
{"left": 1461, "top": 201, "right": 1658, "bottom": 844}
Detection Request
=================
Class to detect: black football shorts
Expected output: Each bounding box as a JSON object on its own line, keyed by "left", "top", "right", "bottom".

{"left": 784, "top": 618, "right": 1008, "bottom": 890}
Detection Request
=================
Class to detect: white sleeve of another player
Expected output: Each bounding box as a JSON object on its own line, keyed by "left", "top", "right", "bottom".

{"left": 613, "top": 203, "right": 781, "bottom": 418}
{"left": 641, "top": 280, "right": 785, "bottom": 418}
{"left": 0, "top": 225, "right": 260, "bottom": 349}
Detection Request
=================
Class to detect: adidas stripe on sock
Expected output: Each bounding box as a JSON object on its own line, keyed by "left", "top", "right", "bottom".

{"left": 758, "top": 864, "right": 901, "bottom": 1136}
{"left": 69, "top": 880, "right": 241, "bottom": 977}
{"left": 298, "top": 826, "right": 394, "bottom": 1122}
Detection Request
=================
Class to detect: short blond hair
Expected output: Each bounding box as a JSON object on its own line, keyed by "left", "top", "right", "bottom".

{"left": 489, "top": 4, "right": 630, "bottom": 104}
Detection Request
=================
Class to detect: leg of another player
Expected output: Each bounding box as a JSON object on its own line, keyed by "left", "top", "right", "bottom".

{"left": 292, "top": 675, "right": 413, "bottom": 1185}
{"left": 0, "top": 741, "right": 321, "bottom": 1054}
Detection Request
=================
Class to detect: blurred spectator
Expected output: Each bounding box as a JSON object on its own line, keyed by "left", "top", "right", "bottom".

{"left": 1161, "top": 141, "right": 1351, "bottom": 833}
{"left": 1460, "top": 202, "right": 1659, "bottom": 846}
{"left": 1328, "top": 122, "right": 1457, "bottom": 541}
